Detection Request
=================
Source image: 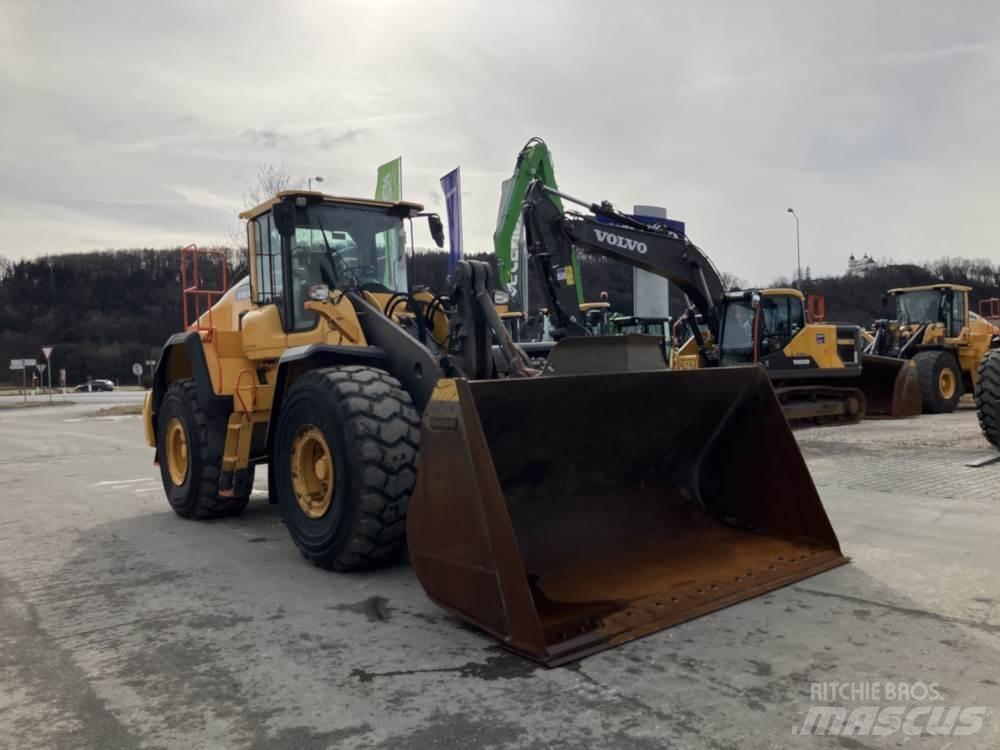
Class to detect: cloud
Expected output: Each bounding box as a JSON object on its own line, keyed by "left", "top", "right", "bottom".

{"left": 241, "top": 129, "right": 283, "bottom": 149}
{"left": 318, "top": 128, "right": 365, "bottom": 150}
{"left": 169, "top": 185, "right": 234, "bottom": 211}
{"left": 0, "top": 0, "right": 998, "bottom": 287}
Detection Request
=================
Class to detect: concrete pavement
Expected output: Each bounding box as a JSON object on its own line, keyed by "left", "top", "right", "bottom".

{"left": 0, "top": 403, "right": 998, "bottom": 748}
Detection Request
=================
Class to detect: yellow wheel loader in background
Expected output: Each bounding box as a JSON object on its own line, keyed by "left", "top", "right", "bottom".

{"left": 143, "top": 190, "right": 847, "bottom": 664}
{"left": 866, "top": 284, "right": 999, "bottom": 413}
{"left": 976, "top": 349, "right": 1000, "bottom": 448}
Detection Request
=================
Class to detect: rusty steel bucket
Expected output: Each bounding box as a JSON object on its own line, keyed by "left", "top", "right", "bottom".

{"left": 407, "top": 366, "right": 848, "bottom": 665}
{"left": 859, "top": 355, "right": 922, "bottom": 418}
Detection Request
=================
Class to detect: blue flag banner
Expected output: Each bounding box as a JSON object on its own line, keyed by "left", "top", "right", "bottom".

{"left": 440, "top": 167, "right": 463, "bottom": 273}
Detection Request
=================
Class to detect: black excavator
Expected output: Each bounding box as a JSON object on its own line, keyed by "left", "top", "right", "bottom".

{"left": 518, "top": 180, "right": 921, "bottom": 426}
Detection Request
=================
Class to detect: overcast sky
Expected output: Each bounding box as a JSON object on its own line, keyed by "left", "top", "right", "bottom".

{"left": 1, "top": 0, "right": 998, "bottom": 284}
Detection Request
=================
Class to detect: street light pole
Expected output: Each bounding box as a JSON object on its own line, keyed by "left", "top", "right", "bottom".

{"left": 308, "top": 175, "right": 324, "bottom": 191}
{"left": 787, "top": 208, "right": 801, "bottom": 288}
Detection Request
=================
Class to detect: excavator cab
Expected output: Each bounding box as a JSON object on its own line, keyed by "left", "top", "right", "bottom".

{"left": 718, "top": 290, "right": 807, "bottom": 366}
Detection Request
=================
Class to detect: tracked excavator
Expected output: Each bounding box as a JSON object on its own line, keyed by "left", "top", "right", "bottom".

{"left": 520, "top": 180, "right": 920, "bottom": 426}
{"left": 144, "top": 189, "right": 847, "bottom": 664}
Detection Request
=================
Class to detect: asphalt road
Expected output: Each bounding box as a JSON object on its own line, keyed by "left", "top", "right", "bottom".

{"left": 1, "top": 404, "right": 999, "bottom": 748}
{"left": 0, "top": 390, "right": 146, "bottom": 407}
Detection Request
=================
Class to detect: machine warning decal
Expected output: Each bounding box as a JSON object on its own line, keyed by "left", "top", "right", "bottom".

{"left": 816, "top": 333, "right": 825, "bottom": 344}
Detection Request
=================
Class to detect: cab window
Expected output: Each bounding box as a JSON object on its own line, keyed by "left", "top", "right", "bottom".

{"left": 944, "top": 290, "right": 965, "bottom": 337}
{"left": 720, "top": 300, "right": 755, "bottom": 366}
{"left": 252, "top": 215, "right": 284, "bottom": 306}
{"left": 285, "top": 202, "right": 405, "bottom": 332}
{"left": 760, "top": 296, "right": 804, "bottom": 352}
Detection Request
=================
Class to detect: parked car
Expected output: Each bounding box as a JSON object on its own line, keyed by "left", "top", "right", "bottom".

{"left": 75, "top": 379, "right": 115, "bottom": 392}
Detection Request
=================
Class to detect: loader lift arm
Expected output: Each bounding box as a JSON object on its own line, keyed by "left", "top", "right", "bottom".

{"left": 522, "top": 180, "right": 725, "bottom": 343}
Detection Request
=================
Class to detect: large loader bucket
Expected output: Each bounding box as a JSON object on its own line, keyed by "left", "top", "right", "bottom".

{"left": 859, "top": 354, "right": 922, "bottom": 418}
{"left": 407, "top": 367, "right": 848, "bottom": 665}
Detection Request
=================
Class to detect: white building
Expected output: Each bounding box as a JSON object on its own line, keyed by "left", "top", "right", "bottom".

{"left": 847, "top": 253, "right": 878, "bottom": 277}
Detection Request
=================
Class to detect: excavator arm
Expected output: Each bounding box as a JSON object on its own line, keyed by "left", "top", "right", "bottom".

{"left": 522, "top": 179, "right": 725, "bottom": 341}
{"left": 494, "top": 139, "right": 584, "bottom": 311}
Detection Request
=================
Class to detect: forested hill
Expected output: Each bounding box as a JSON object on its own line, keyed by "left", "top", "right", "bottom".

{"left": 1, "top": 249, "right": 998, "bottom": 386}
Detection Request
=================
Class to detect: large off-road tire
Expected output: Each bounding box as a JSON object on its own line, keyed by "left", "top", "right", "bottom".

{"left": 975, "top": 349, "right": 1000, "bottom": 448}
{"left": 272, "top": 366, "right": 420, "bottom": 571}
{"left": 156, "top": 379, "right": 251, "bottom": 518}
{"left": 913, "top": 350, "right": 962, "bottom": 414}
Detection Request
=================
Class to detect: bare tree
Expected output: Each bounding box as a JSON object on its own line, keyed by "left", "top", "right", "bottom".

{"left": 719, "top": 270, "right": 748, "bottom": 291}
{"left": 244, "top": 163, "right": 292, "bottom": 209}
{"left": 224, "top": 164, "right": 293, "bottom": 275}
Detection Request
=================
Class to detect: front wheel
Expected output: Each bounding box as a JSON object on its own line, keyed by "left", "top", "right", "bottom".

{"left": 975, "top": 350, "right": 1000, "bottom": 448}
{"left": 913, "top": 350, "right": 962, "bottom": 414}
{"left": 272, "top": 366, "right": 420, "bottom": 571}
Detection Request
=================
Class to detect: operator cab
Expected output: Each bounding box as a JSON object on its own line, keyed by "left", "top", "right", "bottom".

{"left": 718, "top": 289, "right": 806, "bottom": 366}
{"left": 240, "top": 192, "right": 442, "bottom": 333}
{"left": 888, "top": 284, "right": 969, "bottom": 339}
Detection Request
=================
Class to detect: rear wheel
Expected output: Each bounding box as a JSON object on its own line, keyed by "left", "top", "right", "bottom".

{"left": 913, "top": 350, "right": 962, "bottom": 413}
{"left": 156, "top": 380, "right": 250, "bottom": 518}
{"left": 273, "top": 366, "right": 420, "bottom": 571}
{"left": 975, "top": 350, "right": 1000, "bottom": 448}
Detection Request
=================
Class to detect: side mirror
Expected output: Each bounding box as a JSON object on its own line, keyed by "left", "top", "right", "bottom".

{"left": 428, "top": 214, "right": 445, "bottom": 248}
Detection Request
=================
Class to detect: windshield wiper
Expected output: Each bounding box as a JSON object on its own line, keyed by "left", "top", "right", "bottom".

{"left": 313, "top": 215, "right": 360, "bottom": 288}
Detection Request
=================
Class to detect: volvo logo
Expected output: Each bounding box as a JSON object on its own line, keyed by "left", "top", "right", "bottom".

{"left": 593, "top": 228, "right": 647, "bottom": 254}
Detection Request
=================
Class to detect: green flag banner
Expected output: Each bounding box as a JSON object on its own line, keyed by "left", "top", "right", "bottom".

{"left": 375, "top": 157, "right": 405, "bottom": 289}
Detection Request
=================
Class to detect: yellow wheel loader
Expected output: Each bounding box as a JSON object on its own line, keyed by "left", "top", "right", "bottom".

{"left": 976, "top": 349, "right": 1000, "bottom": 448}
{"left": 866, "top": 284, "right": 999, "bottom": 413}
{"left": 144, "top": 190, "right": 847, "bottom": 664}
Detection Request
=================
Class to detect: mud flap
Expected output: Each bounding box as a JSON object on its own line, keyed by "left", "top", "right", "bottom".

{"left": 407, "top": 366, "right": 848, "bottom": 665}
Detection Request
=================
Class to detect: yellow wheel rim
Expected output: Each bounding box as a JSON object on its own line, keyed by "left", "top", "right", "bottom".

{"left": 290, "top": 426, "right": 335, "bottom": 519}
{"left": 165, "top": 417, "right": 189, "bottom": 486}
{"left": 939, "top": 368, "right": 956, "bottom": 400}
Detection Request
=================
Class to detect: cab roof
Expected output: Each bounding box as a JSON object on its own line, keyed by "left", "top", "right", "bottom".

{"left": 239, "top": 190, "right": 425, "bottom": 221}
{"left": 888, "top": 283, "right": 972, "bottom": 294}
{"left": 723, "top": 287, "right": 805, "bottom": 300}
{"left": 761, "top": 287, "right": 804, "bottom": 299}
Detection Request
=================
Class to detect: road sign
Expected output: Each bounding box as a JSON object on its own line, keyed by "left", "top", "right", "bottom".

{"left": 37, "top": 364, "right": 46, "bottom": 375}
{"left": 132, "top": 363, "right": 143, "bottom": 376}
{"left": 41, "top": 346, "right": 53, "bottom": 360}
{"left": 10, "top": 359, "right": 23, "bottom": 370}
{"left": 23, "top": 358, "right": 37, "bottom": 367}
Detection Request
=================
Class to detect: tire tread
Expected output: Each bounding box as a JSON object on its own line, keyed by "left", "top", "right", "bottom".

{"left": 288, "top": 366, "right": 419, "bottom": 571}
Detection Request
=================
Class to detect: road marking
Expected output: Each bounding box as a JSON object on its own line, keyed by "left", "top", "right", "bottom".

{"left": 93, "top": 478, "right": 156, "bottom": 486}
